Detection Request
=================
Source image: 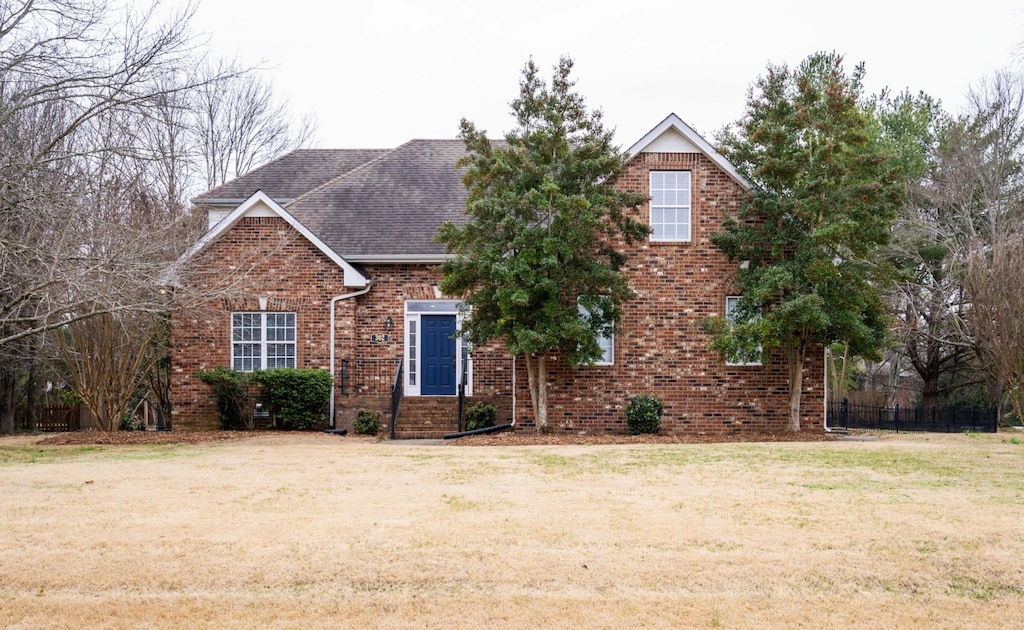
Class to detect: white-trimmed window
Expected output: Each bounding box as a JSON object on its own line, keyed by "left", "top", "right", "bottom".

{"left": 725, "top": 297, "right": 761, "bottom": 366}
{"left": 650, "top": 170, "right": 692, "bottom": 241}
{"left": 231, "top": 312, "right": 296, "bottom": 371}
{"left": 579, "top": 304, "right": 614, "bottom": 366}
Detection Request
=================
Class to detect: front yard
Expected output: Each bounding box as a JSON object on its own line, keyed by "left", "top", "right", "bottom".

{"left": 1, "top": 431, "right": 1022, "bottom": 628}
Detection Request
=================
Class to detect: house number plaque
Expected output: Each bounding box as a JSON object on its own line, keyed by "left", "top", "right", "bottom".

{"left": 370, "top": 334, "right": 389, "bottom": 343}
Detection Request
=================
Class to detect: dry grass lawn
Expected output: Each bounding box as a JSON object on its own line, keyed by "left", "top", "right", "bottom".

{"left": 1, "top": 431, "right": 1022, "bottom": 629}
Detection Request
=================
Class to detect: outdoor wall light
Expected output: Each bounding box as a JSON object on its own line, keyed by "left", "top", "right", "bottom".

{"left": 384, "top": 316, "right": 393, "bottom": 331}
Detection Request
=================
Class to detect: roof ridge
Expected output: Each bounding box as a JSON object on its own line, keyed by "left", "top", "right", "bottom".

{"left": 193, "top": 148, "right": 389, "bottom": 202}
{"left": 193, "top": 147, "right": 303, "bottom": 201}
{"left": 284, "top": 140, "right": 418, "bottom": 208}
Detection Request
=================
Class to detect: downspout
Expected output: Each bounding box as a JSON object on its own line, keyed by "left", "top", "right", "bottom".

{"left": 511, "top": 353, "right": 516, "bottom": 428}
{"left": 822, "top": 345, "right": 833, "bottom": 432}
{"left": 329, "top": 283, "right": 372, "bottom": 430}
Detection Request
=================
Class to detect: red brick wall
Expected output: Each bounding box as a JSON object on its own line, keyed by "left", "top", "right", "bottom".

{"left": 512, "top": 152, "right": 824, "bottom": 434}
{"left": 171, "top": 216, "right": 351, "bottom": 429}
{"left": 172, "top": 152, "right": 824, "bottom": 434}
{"left": 171, "top": 235, "right": 513, "bottom": 431}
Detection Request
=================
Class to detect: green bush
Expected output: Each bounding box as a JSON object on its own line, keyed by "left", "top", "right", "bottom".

{"left": 353, "top": 409, "right": 381, "bottom": 436}
{"left": 253, "top": 368, "right": 332, "bottom": 430}
{"left": 464, "top": 402, "right": 497, "bottom": 431}
{"left": 626, "top": 393, "right": 663, "bottom": 435}
{"left": 196, "top": 367, "right": 253, "bottom": 430}
{"left": 119, "top": 414, "right": 145, "bottom": 431}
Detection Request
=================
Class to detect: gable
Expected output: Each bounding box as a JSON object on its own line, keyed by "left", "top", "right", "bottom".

{"left": 627, "top": 113, "right": 748, "bottom": 189}
{"left": 170, "top": 191, "right": 368, "bottom": 288}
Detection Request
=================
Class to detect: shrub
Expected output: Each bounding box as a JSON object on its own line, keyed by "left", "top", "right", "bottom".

{"left": 626, "top": 394, "right": 663, "bottom": 435}
{"left": 119, "top": 414, "right": 145, "bottom": 431}
{"left": 464, "top": 402, "right": 497, "bottom": 431}
{"left": 354, "top": 409, "right": 381, "bottom": 436}
{"left": 253, "top": 368, "right": 332, "bottom": 430}
{"left": 197, "top": 367, "right": 253, "bottom": 430}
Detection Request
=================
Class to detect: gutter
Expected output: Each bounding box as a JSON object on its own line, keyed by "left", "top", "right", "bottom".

{"left": 328, "top": 283, "right": 372, "bottom": 430}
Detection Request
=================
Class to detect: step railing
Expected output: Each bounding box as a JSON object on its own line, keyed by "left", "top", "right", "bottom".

{"left": 390, "top": 360, "right": 403, "bottom": 440}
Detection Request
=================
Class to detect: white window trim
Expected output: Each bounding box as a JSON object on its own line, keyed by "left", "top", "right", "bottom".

{"left": 230, "top": 312, "right": 297, "bottom": 371}
{"left": 650, "top": 170, "right": 692, "bottom": 242}
{"left": 725, "top": 297, "right": 762, "bottom": 366}
{"left": 403, "top": 301, "right": 472, "bottom": 397}
{"left": 579, "top": 303, "right": 614, "bottom": 366}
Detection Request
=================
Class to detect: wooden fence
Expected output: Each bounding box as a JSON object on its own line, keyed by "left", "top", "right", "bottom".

{"left": 32, "top": 405, "right": 81, "bottom": 432}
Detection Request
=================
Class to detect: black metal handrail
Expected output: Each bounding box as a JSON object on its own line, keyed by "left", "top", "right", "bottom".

{"left": 338, "top": 358, "right": 402, "bottom": 397}
{"left": 390, "top": 360, "right": 403, "bottom": 440}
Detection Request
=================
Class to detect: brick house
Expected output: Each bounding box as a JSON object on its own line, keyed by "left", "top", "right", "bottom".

{"left": 169, "top": 114, "right": 824, "bottom": 436}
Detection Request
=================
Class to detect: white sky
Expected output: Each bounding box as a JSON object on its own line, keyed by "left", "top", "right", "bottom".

{"left": 179, "top": 0, "right": 1024, "bottom": 150}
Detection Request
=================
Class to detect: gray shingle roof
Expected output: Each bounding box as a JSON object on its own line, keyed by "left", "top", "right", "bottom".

{"left": 285, "top": 139, "right": 470, "bottom": 259}
{"left": 193, "top": 149, "right": 391, "bottom": 204}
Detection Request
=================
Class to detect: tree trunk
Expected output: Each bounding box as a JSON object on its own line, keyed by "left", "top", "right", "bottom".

{"left": 25, "top": 359, "right": 39, "bottom": 431}
{"left": 786, "top": 345, "right": 805, "bottom": 432}
{"left": 0, "top": 367, "right": 16, "bottom": 434}
{"left": 921, "top": 372, "right": 940, "bottom": 410}
{"left": 524, "top": 353, "right": 549, "bottom": 432}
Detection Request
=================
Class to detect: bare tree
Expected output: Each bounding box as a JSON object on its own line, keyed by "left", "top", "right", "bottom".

{"left": 951, "top": 72, "right": 1024, "bottom": 419}
{"left": 194, "top": 59, "right": 317, "bottom": 189}
{"left": 0, "top": 1, "right": 318, "bottom": 433}
{"left": 962, "top": 230, "right": 1024, "bottom": 421}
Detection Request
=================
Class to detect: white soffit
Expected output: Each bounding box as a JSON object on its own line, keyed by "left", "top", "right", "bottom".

{"left": 172, "top": 190, "right": 368, "bottom": 288}
{"left": 644, "top": 128, "right": 700, "bottom": 153}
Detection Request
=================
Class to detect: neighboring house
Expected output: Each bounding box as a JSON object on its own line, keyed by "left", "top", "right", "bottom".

{"left": 169, "top": 114, "right": 824, "bottom": 436}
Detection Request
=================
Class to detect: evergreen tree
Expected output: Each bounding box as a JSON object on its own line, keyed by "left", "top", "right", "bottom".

{"left": 706, "top": 52, "right": 903, "bottom": 431}
{"left": 438, "top": 57, "right": 648, "bottom": 432}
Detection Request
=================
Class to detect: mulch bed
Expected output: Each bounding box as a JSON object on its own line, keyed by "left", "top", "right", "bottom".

{"left": 35, "top": 429, "right": 835, "bottom": 446}
{"left": 450, "top": 430, "right": 836, "bottom": 446}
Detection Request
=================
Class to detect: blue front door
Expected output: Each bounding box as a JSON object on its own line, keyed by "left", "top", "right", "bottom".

{"left": 421, "top": 315, "right": 457, "bottom": 395}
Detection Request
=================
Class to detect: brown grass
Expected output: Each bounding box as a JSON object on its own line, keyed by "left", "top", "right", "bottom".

{"left": 1, "top": 431, "right": 1022, "bottom": 628}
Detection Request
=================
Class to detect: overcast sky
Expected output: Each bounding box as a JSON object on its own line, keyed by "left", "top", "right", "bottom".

{"left": 179, "top": 0, "right": 1024, "bottom": 150}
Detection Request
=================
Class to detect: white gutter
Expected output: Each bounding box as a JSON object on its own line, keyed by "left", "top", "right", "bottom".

{"left": 329, "top": 283, "right": 372, "bottom": 429}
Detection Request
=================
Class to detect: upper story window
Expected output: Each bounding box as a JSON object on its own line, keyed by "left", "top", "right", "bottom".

{"left": 231, "top": 312, "right": 296, "bottom": 371}
{"left": 650, "top": 170, "right": 692, "bottom": 242}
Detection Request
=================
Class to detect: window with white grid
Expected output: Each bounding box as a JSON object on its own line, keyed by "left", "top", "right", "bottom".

{"left": 650, "top": 170, "right": 692, "bottom": 242}
{"left": 231, "top": 313, "right": 296, "bottom": 371}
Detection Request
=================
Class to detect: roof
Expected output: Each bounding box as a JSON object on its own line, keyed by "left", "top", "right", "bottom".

{"left": 192, "top": 149, "right": 391, "bottom": 204}
{"left": 188, "top": 115, "right": 746, "bottom": 267}
{"left": 285, "top": 139, "right": 471, "bottom": 262}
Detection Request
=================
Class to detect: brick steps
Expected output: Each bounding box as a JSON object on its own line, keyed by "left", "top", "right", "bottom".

{"left": 393, "top": 396, "right": 461, "bottom": 439}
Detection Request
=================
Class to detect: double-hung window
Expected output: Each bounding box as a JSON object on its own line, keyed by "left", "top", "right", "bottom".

{"left": 579, "top": 303, "right": 614, "bottom": 366}
{"left": 725, "top": 297, "right": 761, "bottom": 366}
{"left": 231, "top": 312, "right": 296, "bottom": 371}
{"left": 650, "top": 170, "right": 692, "bottom": 242}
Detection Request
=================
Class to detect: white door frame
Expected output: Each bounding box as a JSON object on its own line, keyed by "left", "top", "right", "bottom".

{"left": 403, "top": 300, "right": 472, "bottom": 397}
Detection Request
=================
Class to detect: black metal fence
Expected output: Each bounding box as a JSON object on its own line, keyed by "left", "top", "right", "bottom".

{"left": 827, "top": 400, "right": 998, "bottom": 433}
